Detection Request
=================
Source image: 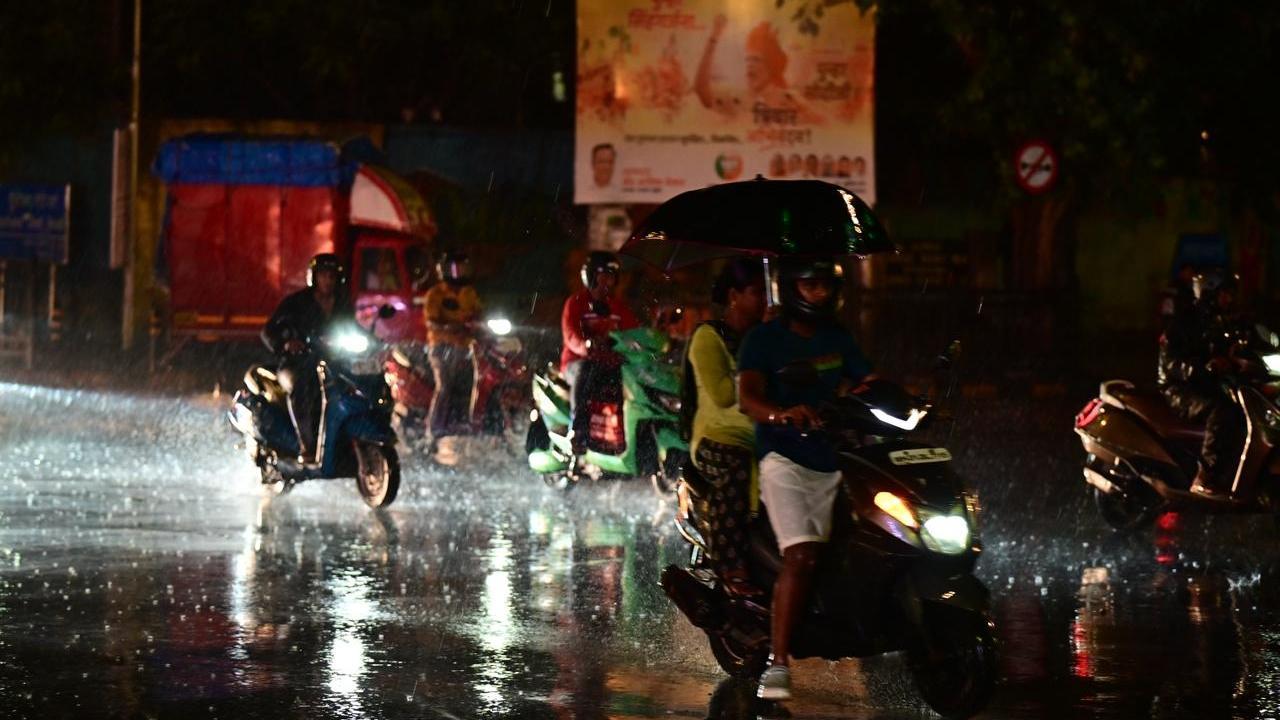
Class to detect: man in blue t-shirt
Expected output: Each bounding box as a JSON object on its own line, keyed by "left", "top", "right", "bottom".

{"left": 737, "top": 256, "right": 872, "bottom": 702}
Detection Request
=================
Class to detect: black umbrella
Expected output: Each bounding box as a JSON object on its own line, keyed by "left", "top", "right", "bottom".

{"left": 621, "top": 178, "right": 895, "bottom": 271}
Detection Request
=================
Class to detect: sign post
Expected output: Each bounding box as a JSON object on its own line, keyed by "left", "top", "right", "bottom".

{"left": 0, "top": 184, "right": 70, "bottom": 368}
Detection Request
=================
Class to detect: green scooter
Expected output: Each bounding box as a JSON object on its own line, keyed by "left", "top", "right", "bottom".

{"left": 526, "top": 327, "right": 688, "bottom": 493}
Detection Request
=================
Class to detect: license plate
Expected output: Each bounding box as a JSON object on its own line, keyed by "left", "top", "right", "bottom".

{"left": 888, "top": 448, "right": 952, "bottom": 465}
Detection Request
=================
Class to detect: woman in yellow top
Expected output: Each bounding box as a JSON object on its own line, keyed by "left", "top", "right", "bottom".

{"left": 686, "top": 258, "right": 767, "bottom": 596}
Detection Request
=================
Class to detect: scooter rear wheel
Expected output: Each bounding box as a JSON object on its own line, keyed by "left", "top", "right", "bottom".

{"left": 354, "top": 442, "right": 401, "bottom": 508}
{"left": 707, "top": 631, "right": 769, "bottom": 679}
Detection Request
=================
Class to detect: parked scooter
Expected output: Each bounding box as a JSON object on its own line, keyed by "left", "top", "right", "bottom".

{"left": 1074, "top": 324, "right": 1280, "bottom": 529}
{"left": 526, "top": 327, "right": 688, "bottom": 493}
{"left": 228, "top": 306, "right": 401, "bottom": 507}
{"left": 662, "top": 371, "right": 996, "bottom": 719}
{"left": 383, "top": 316, "right": 529, "bottom": 446}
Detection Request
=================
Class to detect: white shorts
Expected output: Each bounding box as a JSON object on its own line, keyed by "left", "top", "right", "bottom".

{"left": 758, "top": 452, "right": 842, "bottom": 552}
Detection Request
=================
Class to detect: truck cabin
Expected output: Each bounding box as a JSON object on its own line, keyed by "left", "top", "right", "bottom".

{"left": 350, "top": 236, "right": 432, "bottom": 344}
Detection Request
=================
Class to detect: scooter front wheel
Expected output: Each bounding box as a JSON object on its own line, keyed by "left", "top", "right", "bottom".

{"left": 909, "top": 610, "right": 997, "bottom": 719}
{"left": 1094, "top": 485, "right": 1154, "bottom": 531}
{"left": 354, "top": 441, "right": 401, "bottom": 508}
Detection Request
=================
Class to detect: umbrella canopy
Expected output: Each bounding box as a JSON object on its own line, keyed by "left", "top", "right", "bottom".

{"left": 621, "top": 179, "right": 895, "bottom": 271}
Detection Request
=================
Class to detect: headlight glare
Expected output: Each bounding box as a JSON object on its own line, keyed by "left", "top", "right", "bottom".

{"left": 487, "top": 317, "right": 514, "bottom": 336}
{"left": 921, "top": 514, "right": 971, "bottom": 555}
{"left": 331, "top": 331, "right": 370, "bottom": 354}
{"left": 871, "top": 407, "right": 927, "bottom": 431}
{"left": 1263, "top": 353, "right": 1280, "bottom": 375}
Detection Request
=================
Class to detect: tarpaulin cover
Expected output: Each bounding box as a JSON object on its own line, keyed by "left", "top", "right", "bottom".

{"left": 153, "top": 135, "right": 354, "bottom": 187}
{"left": 164, "top": 183, "right": 339, "bottom": 334}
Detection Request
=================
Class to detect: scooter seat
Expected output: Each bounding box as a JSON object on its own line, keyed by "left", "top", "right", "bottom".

{"left": 1105, "top": 381, "right": 1205, "bottom": 444}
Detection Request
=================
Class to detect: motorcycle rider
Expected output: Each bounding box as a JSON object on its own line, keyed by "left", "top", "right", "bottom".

{"left": 560, "top": 251, "right": 639, "bottom": 456}
{"left": 261, "top": 253, "right": 355, "bottom": 461}
{"left": 1158, "top": 270, "right": 1247, "bottom": 498}
{"left": 736, "top": 257, "right": 873, "bottom": 701}
{"left": 683, "top": 258, "right": 767, "bottom": 597}
{"left": 424, "top": 250, "right": 482, "bottom": 448}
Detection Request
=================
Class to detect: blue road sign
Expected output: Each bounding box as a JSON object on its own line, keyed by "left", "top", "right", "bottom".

{"left": 0, "top": 184, "right": 70, "bottom": 264}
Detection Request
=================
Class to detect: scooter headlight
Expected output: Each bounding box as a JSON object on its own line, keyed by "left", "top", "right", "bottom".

{"left": 1263, "top": 353, "right": 1280, "bottom": 375}
{"left": 486, "top": 317, "right": 514, "bottom": 336}
{"left": 920, "top": 514, "right": 971, "bottom": 555}
{"left": 331, "top": 331, "right": 370, "bottom": 355}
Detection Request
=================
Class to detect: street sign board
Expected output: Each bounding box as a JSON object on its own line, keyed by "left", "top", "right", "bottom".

{"left": 1014, "top": 140, "right": 1058, "bottom": 195}
{"left": 0, "top": 184, "right": 70, "bottom": 264}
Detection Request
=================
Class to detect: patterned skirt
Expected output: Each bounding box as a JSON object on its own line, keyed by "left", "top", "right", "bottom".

{"left": 694, "top": 438, "right": 756, "bottom": 576}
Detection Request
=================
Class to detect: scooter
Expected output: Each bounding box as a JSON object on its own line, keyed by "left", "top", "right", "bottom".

{"left": 228, "top": 306, "right": 401, "bottom": 507}
{"left": 383, "top": 316, "right": 529, "bottom": 444}
{"left": 526, "top": 327, "right": 688, "bottom": 493}
{"left": 1073, "top": 325, "right": 1280, "bottom": 529}
{"left": 661, "top": 375, "right": 996, "bottom": 719}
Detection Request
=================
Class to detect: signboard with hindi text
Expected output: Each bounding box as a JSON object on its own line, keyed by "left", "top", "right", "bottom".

{"left": 575, "top": 0, "right": 876, "bottom": 205}
{"left": 0, "top": 184, "right": 70, "bottom": 265}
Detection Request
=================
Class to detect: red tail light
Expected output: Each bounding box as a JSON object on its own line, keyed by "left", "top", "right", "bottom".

{"left": 1075, "top": 398, "right": 1104, "bottom": 429}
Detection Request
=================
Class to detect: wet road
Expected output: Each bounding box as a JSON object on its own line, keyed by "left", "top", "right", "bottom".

{"left": 2, "top": 378, "right": 1280, "bottom": 719}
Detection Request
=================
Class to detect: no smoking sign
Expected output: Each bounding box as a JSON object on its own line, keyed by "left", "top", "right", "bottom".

{"left": 1014, "top": 140, "right": 1058, "bottom": 194}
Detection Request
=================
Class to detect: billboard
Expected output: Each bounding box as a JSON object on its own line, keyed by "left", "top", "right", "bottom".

{"left": 0, "top": 184, "right": 70, "bottom": 264}
{"left": 575, "top": 0, "right": 875, "bottom": 205}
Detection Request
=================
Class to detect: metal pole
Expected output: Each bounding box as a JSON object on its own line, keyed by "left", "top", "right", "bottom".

{"left": 121, "top": 0, "right": 141, "bottom": 350}
{"left": 25, "top": 262, "right": 34, "bottom": 370}
{"left": 47, "top": 264, "right": 60, "bottom": 344}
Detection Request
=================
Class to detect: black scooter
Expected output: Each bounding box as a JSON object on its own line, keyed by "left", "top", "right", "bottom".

{"left": 661, "top": 370, "right": 996, "bottom": 719}
{"left": 228, "top": 306, "right": 401, "bottom": 507}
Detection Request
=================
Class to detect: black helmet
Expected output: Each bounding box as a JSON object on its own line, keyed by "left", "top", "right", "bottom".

{"left": 711, "top": 257, "right": 764, "bottom": 305}
{"left": 1192, "top": 269, "right": 1238, "bottom": 305}
{"left": 581, "top": 251, "right": 622, "bottom": 290}
{"left": 436, "top": 250, "right": 473, "bottom": 285}
{"left": 307, "top": 253, "right": 346, "bottom": 287}
{"left": 775, "top": 256, "right": 844, "bottom": 321}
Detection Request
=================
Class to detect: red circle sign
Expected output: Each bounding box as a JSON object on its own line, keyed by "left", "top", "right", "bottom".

{"left": 1014, "top": 140, "right": 1058, "bottom": 194}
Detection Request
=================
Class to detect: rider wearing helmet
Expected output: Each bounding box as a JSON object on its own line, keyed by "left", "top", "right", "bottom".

{"left": 262, "top": 253, "right": 355, "bottom": 460}
{"left": 736, "top": 256, "right": 873, "bottom": 701}
{"left": 424, "top": 250, "right": 482, "bottom": 446}
{"left": 560, "top": 251, "right": 639, "bottom": 455}
{"left": 1159, "top": 269, "right": 1247, "bottom": 498}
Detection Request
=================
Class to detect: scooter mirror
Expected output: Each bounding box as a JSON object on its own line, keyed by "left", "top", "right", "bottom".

{"left": 935, "top": 339, "right": 961, "bottom": 371}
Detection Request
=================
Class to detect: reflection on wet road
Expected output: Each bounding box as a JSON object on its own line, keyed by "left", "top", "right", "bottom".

{"left": 1, "top": 380, "right": 1279, "bottom": 719}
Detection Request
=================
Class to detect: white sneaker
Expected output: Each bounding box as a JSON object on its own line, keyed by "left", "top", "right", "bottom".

{"left": 757, "top": 664, "right": 792, "bottom": 700}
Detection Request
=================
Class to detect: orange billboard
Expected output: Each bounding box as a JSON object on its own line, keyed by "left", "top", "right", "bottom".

{"left": 576, "top": 0, "right": 876, "bottom": 204}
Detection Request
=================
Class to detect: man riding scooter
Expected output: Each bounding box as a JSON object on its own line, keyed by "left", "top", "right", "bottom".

{"left": 1158, "top": 270, "right": 1247, "bottom": 499}
{"left": 261, "top": 253, "right": 355, "bottom": 462}
{"left": 560, "top": 251, "right": 639, "bottom": 456}
{"left": 424, "top": 250, "right": 482, "bottom": 450}
{"left": 736, "top": 257, "right": 874, "bottom": 701}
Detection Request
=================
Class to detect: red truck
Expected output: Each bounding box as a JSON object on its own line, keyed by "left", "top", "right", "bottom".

{"left": 154, "top": 135, "right": 436, "bottom": 347}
